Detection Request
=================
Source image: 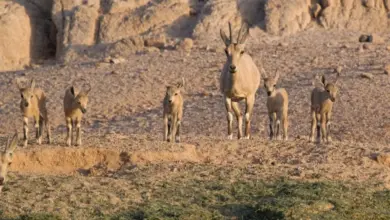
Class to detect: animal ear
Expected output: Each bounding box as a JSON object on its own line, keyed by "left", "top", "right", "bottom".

{"left": 70, "top": 86, "right": 76, "bottom": 96}
{"left": 237, "top": 22, "right": 249, "bottom": 44}
{"left": 30, "top": 79, "right": 35, "bottom": 89}
{"left": 6, "top": 132, "right": 18, "bottom": 154}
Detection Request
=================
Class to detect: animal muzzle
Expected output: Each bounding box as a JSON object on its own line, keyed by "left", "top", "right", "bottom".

{"left": 0, "top": 176, "right": 4, "bottom": 186}
{"left": 24, "top": 102, "right": 29, "bottom": 107}
{"left": 330, "top": 97, "right": 336, "bottom": 102}
{"left": 168, "top": 99, "right": 173, "bottom": 104}
{"left": 229, "top": 65, "right": 237, "bottom": 73}
{"left": 267, "top": 91, "right": 272, "bottom": 96}
{"left": 80, "top": 107, "right": 87, "bottom": 114}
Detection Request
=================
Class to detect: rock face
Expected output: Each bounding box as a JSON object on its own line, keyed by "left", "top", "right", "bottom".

{"left": 319, "top": 0, "right": 390, "bottom": 33}
{"left": 0, "top": 0, "right": 55, "bottom": 72}
{"left": 51, "top": 0, "right": 100, "bottom": 60}
{"left": 265, "top": 0, "right": 312, "bottom": 36}
{"left": 1, "top": 0, "right": 390, "bottom": 71}
{"left": 98, "top": 0, "right": 191, "bottom": 44}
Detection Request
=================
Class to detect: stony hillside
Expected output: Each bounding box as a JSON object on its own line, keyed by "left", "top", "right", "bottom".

{"left": 1, "top": 0, "right": 390, "bottom": 71}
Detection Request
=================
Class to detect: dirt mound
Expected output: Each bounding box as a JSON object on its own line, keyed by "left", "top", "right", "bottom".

{"left": 9, "top": 144, "right": 202, "bottom": 176}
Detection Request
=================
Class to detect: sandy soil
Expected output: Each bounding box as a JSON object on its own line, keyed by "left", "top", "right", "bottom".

{"left": 1, "top": 28, "right": 390, "bottom": 219}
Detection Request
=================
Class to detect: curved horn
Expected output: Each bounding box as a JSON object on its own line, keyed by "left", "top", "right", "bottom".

{"left": 237, "top": 22, "right": 249, "bottom": 44}
{"left": 274, "top": 69, "right": 280, "bottom": 82}
{"left": 228, "top": 22, "right": 232, "bottom": 42}
{"left": 15, "top": 78, "right": 22, "bottom": 90}
{"left": 4, "top": 136, "right": 10, "bottom": 153}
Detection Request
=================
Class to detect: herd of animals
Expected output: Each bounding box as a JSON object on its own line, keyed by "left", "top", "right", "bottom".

{"left": 0, "top": 22, "right": 340, "bottom": 192}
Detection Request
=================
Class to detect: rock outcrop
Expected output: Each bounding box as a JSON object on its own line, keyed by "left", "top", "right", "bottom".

{"left": 1, "top": 0, "right": 390, "bottom": 71}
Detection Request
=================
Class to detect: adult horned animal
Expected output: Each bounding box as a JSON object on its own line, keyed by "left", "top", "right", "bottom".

{"left": 220, "top": 22, "right": 261, "bottom": 139}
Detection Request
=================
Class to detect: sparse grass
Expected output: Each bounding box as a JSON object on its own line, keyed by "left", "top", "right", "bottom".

{"left": 1, "top": 163, "right": 390, "bottom": 220}
{"left": 106, "top": 178, "right": 390, "bottom": 220}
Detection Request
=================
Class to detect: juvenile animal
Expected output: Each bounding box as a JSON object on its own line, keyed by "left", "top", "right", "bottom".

{"left": 0, "top": 132, "right": 18, "bottom": 192}
{"left": 263, "top": 71, "right": 289, "bottom": 140}
{"left": 64, "top": 82, "right": 91, "bottom": 146}
{"left": 309, "top": 73, "right": 340, "bottom": 143}
{"left": 163, "top": 78, "right": 184, "bottom": 143}
{"left": 16, "top": 79, "right": 51, "bottom": 147}
{"left": 220, "top": 22, "right": 261, "bottom": 139}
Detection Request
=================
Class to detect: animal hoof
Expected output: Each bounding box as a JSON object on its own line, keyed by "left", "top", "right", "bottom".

{"left": 37, "top": 138, "right": 42, "bottom": 145}
{"left": 284, "top": 136, "right": 288, "bottom": 141}
{"left": 227, "top": 134, "right": 233, "bottom": 140}
{"left": 243, "top": 136, "right": 250, "bottom": 140}
{"left": 23, "top": 140, "right": 28, "bottom": 147}
{"left": 327, "top": 137, "right": 332, "bottom": 143}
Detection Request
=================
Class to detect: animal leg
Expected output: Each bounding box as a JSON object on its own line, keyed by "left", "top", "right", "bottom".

{"left": 66, "top": 117, "right": 72, "bottom": 146}
{"left": 176, "top": 110, "right": 183, "bottom": 143}
{"left": 232, "top": 101, "right": 242, "bottom": 139}
{"left": 38, "top": 115, "right": 44, "bottom": 144}
{"left": 75, "top": 120, "right": 82, "bottom": 146}
{"left": 45, "top": 118, "right": 52, "bottom": 144}
{"left": 163, "top": 114, "right": 169, "bottom": 141}
{"left": 170, "top": 115, "right": 178, "bottom": 143}
{"left": 175, "top": 120, "right": 181, "bottom": 143}
{"left": 23, "top": 117, "right": 29, "bottom": 147}
{"left": 309, "top": 110, "right": 316, "bottom": 142}
{"left": 282, "top": 110, "right": 288, "bottom": 141}
{"left": 276, "top": 111, "right": 283, "bottom": 140}
{"left": 326, "top": 112, "right": 332, "bottom": 143}
{"left": 244, "top": 95, "right": 255, "bottom": 139}
{"left": 320, "top": 114, "right": 327, "bottom": 144}
{"left": 224, "top": 96, "right": 234, "bottom": 139}
{"left": 268, "top": 112, "right": 275, "bottom": 140}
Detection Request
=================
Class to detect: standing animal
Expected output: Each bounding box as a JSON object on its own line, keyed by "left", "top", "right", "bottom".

{"left": 220, "top": 22, "right": 261, "bottom": 139}
{"left": 0, "top": 132, "right": 18, "bottom": 192}
{"left": 309, "top": 73, "right": 340, "bottom": 143}
{"left": 63, "top": 82, "right": 91, "bottom": 146}
{"left": 263, "top": 70, "right": 289, "bottom": 140}
{"left": 163, "top": 78, "right": 184, "bottom": 143}
{"left": 16, "top": 79, "right": 51, "bottom": 147}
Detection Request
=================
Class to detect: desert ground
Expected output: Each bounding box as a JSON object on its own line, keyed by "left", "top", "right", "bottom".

{"left": 1, "top": 27, "right": 390, "bottom": 219}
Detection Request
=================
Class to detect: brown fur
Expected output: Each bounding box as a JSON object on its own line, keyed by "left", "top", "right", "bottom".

{"left": 310, "top": 73, "right": 340, "bottom": 143}
{"left": 263, "top": 71, "right": 289, "bottom": 140}
{"left": 220, "top": 22, "right": 261, "bottom": 139}
{"left": 0, "top": 132, "right": 18, "bottom": 192}
{"left": 63, "top": 82, "right": 91, "bottom": 146}
{"left": 16, "top": 79, "right": 51, "bottom": 147}
{"left": 163, "top": 78, "right": 184, "bottom": 143}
